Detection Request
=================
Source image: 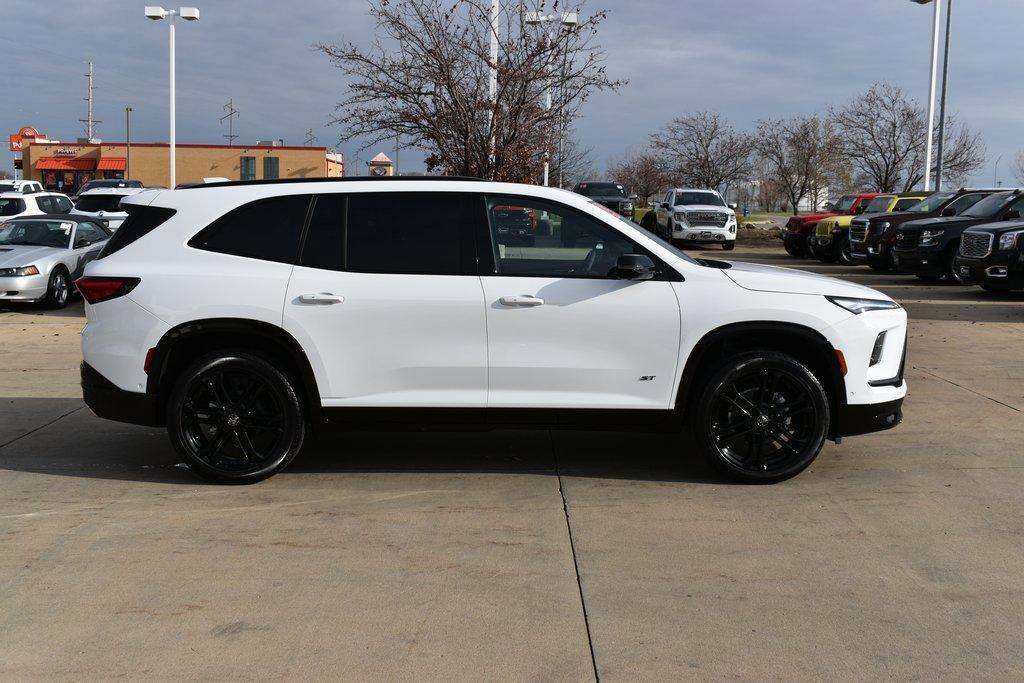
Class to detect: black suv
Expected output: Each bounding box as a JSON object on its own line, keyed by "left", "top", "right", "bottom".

{"left": 850, "top": 189, "right": 998, "bottom": 271}
{"left": 892, "top": 190, "right": 1024, "bottom": 283}
{"left": 954, "top": 219, "right": 1024, "bottom": 292}
{"left": 572, "top": 181, "right": 635, "bottom": 218}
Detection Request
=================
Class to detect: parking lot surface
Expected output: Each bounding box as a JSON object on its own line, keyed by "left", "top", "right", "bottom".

{"left": 2, "top": 244, "right": 1023, "bottom": 679}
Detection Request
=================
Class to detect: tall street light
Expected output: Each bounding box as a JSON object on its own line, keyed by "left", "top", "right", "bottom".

{"left": 934, "top": 0, "right": 953, "bottom": 190}
{"left": 145, "top": 6, "right": 200, "bottom": 188}
{"left": 911, "top": 0, "right": 941, "bottom": 191}
{"left": 525, "top": 10, "right": 577, "bottom": 187}
{"left": 125, "top": 106, "right": 133, "bottom": 180}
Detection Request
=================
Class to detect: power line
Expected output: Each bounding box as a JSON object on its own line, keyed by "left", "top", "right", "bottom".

{"left": 220, "top": 98, "right": 239, "bottom": 146}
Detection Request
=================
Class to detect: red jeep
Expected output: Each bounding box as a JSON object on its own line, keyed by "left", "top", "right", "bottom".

{"left": 783, "top": 193, "right": 880, "bottom": 258}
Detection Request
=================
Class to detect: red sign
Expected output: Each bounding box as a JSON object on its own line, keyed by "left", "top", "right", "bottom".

{"left": 9, "top": 126, "right": 44, "bottom": 152}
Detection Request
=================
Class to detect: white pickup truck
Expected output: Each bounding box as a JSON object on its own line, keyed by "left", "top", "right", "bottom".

{"left": 652, "top": 187, "right": 738, "bottom": 250}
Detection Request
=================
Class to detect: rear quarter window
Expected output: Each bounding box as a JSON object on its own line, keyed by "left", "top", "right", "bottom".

{"left": 97, "top": 205, "right": 177, "bottom": 259}
{"left": 188, "top": 195, "right": 311, "bottom": 264}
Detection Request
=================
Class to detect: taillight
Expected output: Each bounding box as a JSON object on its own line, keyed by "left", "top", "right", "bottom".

{"left": 75, "top": 276, "right": 140, "bottom": 304}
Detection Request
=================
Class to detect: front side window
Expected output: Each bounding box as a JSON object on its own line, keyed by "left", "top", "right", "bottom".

{"left": 948, "top": 192, "right": 991, "bottom": 215}
{"left": 189, "top": 195, "right": 311, "bottom": 263}
{"left": 906, "top": 192, "right": 954, "bottom": 212}
{"left": 485, "top": 195, "right": 641, "bottom": 278}
{"left": 74, "top": 221, "right": 108, "bottom": 245}
{"left": 833, "top": 195, "right": 857, "bottom": 212}
{"left": 892, "top": 197, "right": 922, "bottom": 211}
{"left": 240, "top": 156, "right": 256, "bottom": 181}
{"left": 35, "top": 196, "right": 56, "bottom": 213}
{"left": 864, "top": 196, "right": 895, "bottom": 213}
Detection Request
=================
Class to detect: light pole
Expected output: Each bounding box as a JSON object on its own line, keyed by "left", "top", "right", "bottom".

{"left": 911, "top": 0, "right": 941, "bottom": 191}
{"left": 125, "top": 106, "right": 133, "bottom": 180}
{"left": 145, "top": 6, "right": 200, "bottom": 188}
{"left": 488, "top": 0, "right": 498, "bottom": 177}
{"left": 525, "top": 10, "right": 577, "bottom": 187}
{"left": 934, "top": 0, "right": 953, "bottom": 190}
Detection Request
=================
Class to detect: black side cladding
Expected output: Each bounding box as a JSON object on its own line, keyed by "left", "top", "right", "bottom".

{"left": 97, "top": 205, "right": 177, "bottom": 259}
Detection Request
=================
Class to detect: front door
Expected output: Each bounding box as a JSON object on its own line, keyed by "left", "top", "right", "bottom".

{"left": 479, "top": 195, "right": 681, "bottom": 410}
{"left": 69, "top": 220, "right": 109, "bottom": 278}
{"left": 283, "top": 192, "right": 487, "bottom": 408}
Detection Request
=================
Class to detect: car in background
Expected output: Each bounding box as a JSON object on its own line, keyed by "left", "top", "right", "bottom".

{"left": 893, "top": 190, "right": 1024, "bottom": 283}
{"left": 810, "top": 192, "right": 930, "bottom": 265}
{"left": 70, "top": 179, "right": 144, "bottom": 203}
{"left": 0, "top": 214, "right": 111, "bottom": 308}
{"left": 0, "top": 180, "right": 44, "bottom": 194}
{"left": 74, "top": 187, "right": 147, "bottom": 231}
{"left": 572, "top": 181, "right": 635, "bottom": 218}
{"left": 0, "top": 191, "right": 75, "bottom": 219}
{"left": 651, "top": 188, "right": 738, "bottom": 250}
{"left": 491, "top": 204, "right": 537, "bottom": 246}
{"left": 849, "top": 189, "right": 998, "bottom": 271}
{"left": 783, "top": 192, "right": 880, "bottom": 258}
{"left": 954, "top": 219, "right": 1024, "bottom": 292}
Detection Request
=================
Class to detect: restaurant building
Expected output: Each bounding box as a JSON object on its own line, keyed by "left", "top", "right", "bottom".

{"left": 20, "top": 139, "right": 344, "bottom": 192}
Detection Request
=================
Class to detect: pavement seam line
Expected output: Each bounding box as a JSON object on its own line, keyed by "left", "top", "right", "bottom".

{"left": 913, "top": 366, "right": 1021, "bottom": 413}
{"left": 0, "top": 405, "right": 85, "bottom": 451}
{"left": 550, "top": 430, "right": 600, "bottom": 682}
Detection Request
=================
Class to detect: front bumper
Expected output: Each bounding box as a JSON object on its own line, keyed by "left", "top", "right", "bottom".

{"left": 836, "top": 398, "right": 904, "bottom": 437}
{"left": 0, "top": 273, "right": 49, "bottom": 301}
{"left": 672, "top": 225, "right": 736, "bottom": 243}
{"left": 893, "top": 248, "right": 944, "bottom": 276}
{"left": 81, "top": 362, "right": 161, "bottom": 427}
{"left": 954, "top": 251, "right": 1024, "bottom": 289}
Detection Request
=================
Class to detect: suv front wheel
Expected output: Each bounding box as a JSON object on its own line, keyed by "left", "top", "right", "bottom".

{"left": 693, "top": 351, "right": 830, "bottom": 483}
{"left": 167, "top": 351, "right": 306, "bottom": 484}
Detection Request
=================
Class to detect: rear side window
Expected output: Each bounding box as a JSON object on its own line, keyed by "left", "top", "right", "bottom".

{"left": 0, "top": 198, "right": 26, "bottom": 216}
{"left": 189, "top": 195, "right": 311, "bottom": 263}
{"left": 299, "top": 194, "right": 345, "bottom": 271}
{"left": 98, "top": 205, "right": 177, "bottom": 259}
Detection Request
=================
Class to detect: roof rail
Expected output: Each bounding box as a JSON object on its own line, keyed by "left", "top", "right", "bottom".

{"left": 175, "top": 175, "right": 487, "bottom": 190}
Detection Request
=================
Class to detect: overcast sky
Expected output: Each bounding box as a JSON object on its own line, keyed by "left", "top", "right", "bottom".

{"left": 4, "top": 0, "right": 1021, "bottom": 186}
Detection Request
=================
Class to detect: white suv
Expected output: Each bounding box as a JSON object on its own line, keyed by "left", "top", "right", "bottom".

{"left": 652, "top": 188, "right": 738, "bottom": 250}
{"left": 79, "top": 178, "right": 907, "bottom": 484}
{"left": 74, "top": 187, "right": 147, "bottom": 230}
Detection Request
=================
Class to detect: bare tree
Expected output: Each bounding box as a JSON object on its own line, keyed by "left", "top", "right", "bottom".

{"left": 1013, "top": 150, "right": 1024, "bottom": 185}
{"left": 754, "top": 115, "right": 841, "bottom": 215}
{"left": 317, "top": 0, "right": 623, "bottom": 181}
{"left": 650, "top": 111, "right": 753, "bottom": 191}
{"left": 830, "top": 82, "right": 985, "bottom": 192}
{"left": 547, "top": 129, "right": 594, "bottom": 188}
{"left": 607, "top": 151, "right": 672, "bottom": 204}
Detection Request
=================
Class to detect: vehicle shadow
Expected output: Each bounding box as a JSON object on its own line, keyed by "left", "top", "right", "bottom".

{"left": 0, "top": 298, "right": 86, "bottom": 318}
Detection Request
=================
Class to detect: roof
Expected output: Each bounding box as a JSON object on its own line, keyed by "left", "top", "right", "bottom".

{"left": 369, "top": 152, "right": 392, "bottom": 163}
{"left": 176, "top": 175, "right": 485, "bottom": 190}
{"left": 79, "top": 187, "right": 146, "bottom": 196}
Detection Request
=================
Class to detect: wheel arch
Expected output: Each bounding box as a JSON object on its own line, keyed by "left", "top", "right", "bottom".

{"left": 674, "top": 321, "right": 847, "bottom": 438}
{"left": 147, "top": 318, "right": 322, "bottom": 425}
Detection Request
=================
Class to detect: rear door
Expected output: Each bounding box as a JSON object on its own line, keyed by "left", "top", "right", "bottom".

{"left": 283, "top": 192, "right": 488, "bottom": 408}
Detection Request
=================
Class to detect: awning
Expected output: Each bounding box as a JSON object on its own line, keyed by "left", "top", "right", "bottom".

{"left": 36, "top": 157, "right": 96, "bottom": 171}
{"left": 96, "top": 157, "right": 126, "bottom": 171}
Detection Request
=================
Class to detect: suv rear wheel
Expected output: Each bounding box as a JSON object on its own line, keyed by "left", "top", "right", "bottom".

{"left": 693, "top": 351, "right": 830, "bottom": 483}
{"left": 166, "top": 351, "right": 306, "bottom": 484}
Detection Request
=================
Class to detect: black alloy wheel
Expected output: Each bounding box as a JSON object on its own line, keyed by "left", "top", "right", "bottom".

{"left": 836, "top": 236, "right": 856, "bottom": 266}
{"left": 167, "top": 352, "right": 305, "bottom": 483}
{"left": 783, "top": 238, "right": 804, "bottom": 258}
{"left": 944, "top": 248, "right": 968, "bottom": 285}
{"left": 44, "top": 267, "right": 70, "bottom": 309}
{"left": 695, "top": 351, "right": 829, "bottom": 483}
{"left": 723, "top": 241, "right": 735, "bottom": 251}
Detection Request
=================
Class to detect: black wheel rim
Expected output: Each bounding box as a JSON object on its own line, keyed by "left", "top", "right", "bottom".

{"left": 707, "top": 365, "right": 822, "bottom": 475}
{"left": 180, "top": 367, "right": 291, "bottom": 474}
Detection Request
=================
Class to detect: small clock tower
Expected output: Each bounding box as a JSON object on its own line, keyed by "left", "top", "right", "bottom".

{"left": 367, "top": 152, "right": 394, "bottom": 177}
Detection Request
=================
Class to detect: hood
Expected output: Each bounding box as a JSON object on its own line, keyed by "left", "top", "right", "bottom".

{"left": 722, "top": 260, "right": 892, "bottom": 299}
{"left": 793, "top": 212, "right": 837, "bottom": 224}
{"left": 674, "top": 203, "right": 731, "bottom": 213}
{"left": 899, "top": 215, "right": 983, "bottom": 232}
{"left": 590, "top": 195, "right": 629, "bottom": 204}
{"left": 0, "top": 244, "right": 60, "bottom": 268}
{"left": 962, "top": 219, "right": 1024, "bottom": 236}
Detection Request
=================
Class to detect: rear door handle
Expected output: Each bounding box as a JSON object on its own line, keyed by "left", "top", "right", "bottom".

{"left": 299, "top": 293, "right": 344, "bottom": 304}
{"left": 499, "top": 295, "right": 544, "bottom": 307}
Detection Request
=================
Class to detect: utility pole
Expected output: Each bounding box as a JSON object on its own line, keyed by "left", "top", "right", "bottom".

{"left": 220, "top": 99, "right": 239, "bottom": 146}
{"left": 304, "top": 128, "right": 317, "bottom": 146}
{"left": 125, "top": 106, "right": 133, "bottom": 179}
{"left": 79, "top": 61, "right": 101, "bottom": 140}
{"left": 488, "top": 0, "right": 498, "bottom": 177}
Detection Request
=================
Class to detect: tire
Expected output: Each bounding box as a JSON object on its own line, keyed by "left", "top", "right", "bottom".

{"left": 640, "top": 211, "right": 656, "bottom": 231}
{"left": 783, "top": 239, "right": 803, "bottom": 257}
{"left": 813, "top": 241, "right": 837, "bottom": 263}
{"left": 944, "top": 248, "right": 967, "bottom": 285}
{"left": 803, "top": 234, "right": 816, "bottom": 258}
{"left": 665, "top": 219, "right": 674, "bottom": 241}
{"left": 43, "top": 267, "right": 70, "bottom": 309}
{"left": 166, "top": 351, "right": 306, "bottom": 484}
{"left": 723, "top": 241, "right": 735, "bottom": 251}
{"left": 836, "top": 236, "right": 856, "bottom": 266}
{"left": 692, "top": 351, "right": 830, "bottom": 484}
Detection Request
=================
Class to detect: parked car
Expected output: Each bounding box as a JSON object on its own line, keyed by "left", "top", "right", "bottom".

{"left": 70, "top": 179, "right": 144, "bottom": 203}
{"left": 649, "top": 188, "right": 738, "bottom": 250}
{"left": 79, "top": 177, "right": 907, "bottom": 485}
{"left": 0, "top": 180, "right": 44, "bottom": 194}
{"left": 0, "top": 214, "right": 111, "bottom": 308}
{"left": 954, "top": 219, "right": 1024, "bottom": 292}
{"left": 849, "top": 189, "right": 998, "bottom": 271}
{"left": 893, "top": 190, "right": 1024, "bottom": 283}
{"left": 0, "top": 191, "right": 75, "bottom": 219}
{"left": 572, "top": 181, "right": 635, "bottom": 218}
{"left": 810, "top": 192, "right": 930, "bottom": 265}
{"left": 74, "top": 187, "right": 148, "bottom": 231}
{"left": 491, "top": 204, "right": 537, "bottom": 246}
{"left": 783, "top": 193, "right": 881, "bottom": 258}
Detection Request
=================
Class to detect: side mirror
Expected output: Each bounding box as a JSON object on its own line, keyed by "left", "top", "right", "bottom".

{"left": 629, "top": 194, "right": 639, "bottom": 202}
{"left": 728, "top": 202, "right": 738, "bottom": 210}
{"left": 660, "top": 202, "right": 670, "bottom": 209}
{"left": 1004, "top": 209, "right": 1021, "bottom": 220}
{"left": 75, "top": 239, "right": 92, "bottom": 249}
{"left": 855, "top": 205, "right": 866, "bottom": 214}
{"left": 941, "top": 207, "right": 957, "bottom": 217}
{"left": 613, "top": 254, "right": 656, "bottom": 281}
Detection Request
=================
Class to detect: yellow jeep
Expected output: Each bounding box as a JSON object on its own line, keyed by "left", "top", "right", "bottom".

{"left": 811, "top": 193, "right": 929, "bottom": 264}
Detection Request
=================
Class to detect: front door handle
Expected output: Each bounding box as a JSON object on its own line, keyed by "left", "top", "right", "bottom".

{"left": 299, "top": 293, "right": 344, "bottom": 304}
{"left": 499, "top": 295, "right": 544, "bottom": 307}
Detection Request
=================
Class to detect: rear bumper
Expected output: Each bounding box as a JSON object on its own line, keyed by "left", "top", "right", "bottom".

{"left": 836, "top": 398, "right": 904, "bottom": 437}
{"left": 81, "top": 362, "right": 161, "bottom": 427}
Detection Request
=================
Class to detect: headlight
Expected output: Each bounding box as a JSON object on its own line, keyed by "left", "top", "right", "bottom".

{"left": 826, "top": 296, "right": 901, "bottom": 314}
{"left": 920, "top": 229, "right": 944, "bottom": 246}
{"left": 673, "top": 212, "right": 687, "bottom": 223}
{"left": 998, "top": 230, "right": 1024, "bottom": 251}
{"left": 621, "top": 202, "right": 633, "bottom": 211}
{"left": 876, "top": 221, "right": 890, "bottom": 230}
{"left": 0, "top": 265, "right": 40, "bottom": 277}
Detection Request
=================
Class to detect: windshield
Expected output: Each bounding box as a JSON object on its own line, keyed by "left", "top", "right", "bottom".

{"left": 962, "top": 192, "right": 1017, "bottom": 218}
{"left": 75, "top": 195, "right": 127, "bottom": 213}
{"left": 0, "top": 219, "right": 73, "bottom": 248}
{"left": 906, "top": 192, "right": 953, "bottom": 213}
{"left": 833, "top": 195, "right": 857, "bottom": 212}
{"left": 575, "top": 183, "right": 627, "bottom": 198}
{"left": 864, "top": 196, "right": 894, "bottom": 213}
{"left": 674, "top": 191, "right": 725, "bottom": 207}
